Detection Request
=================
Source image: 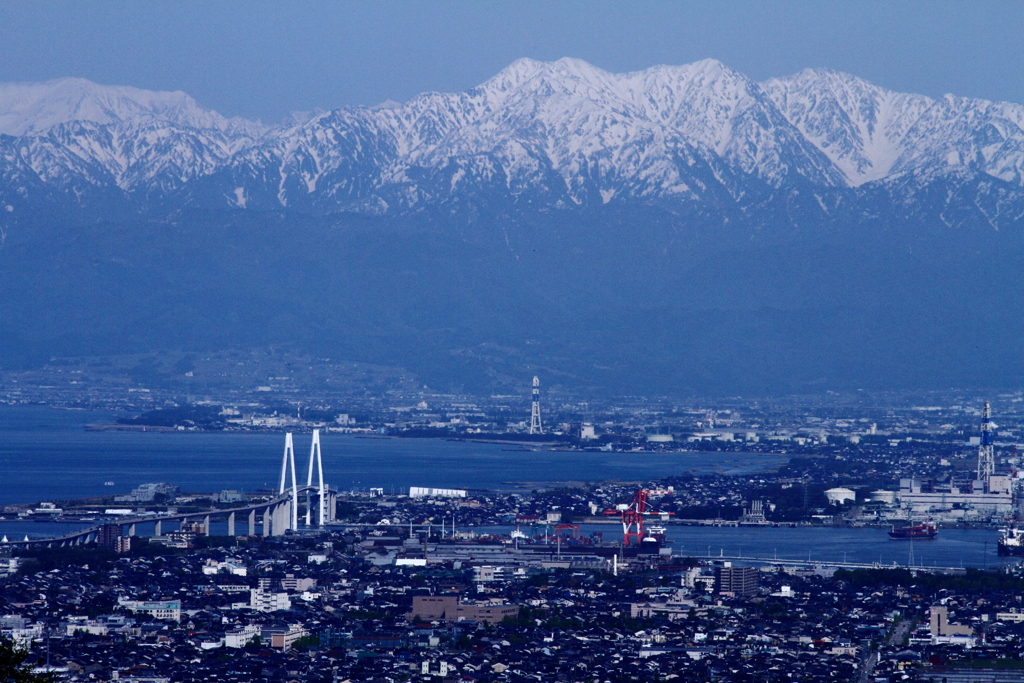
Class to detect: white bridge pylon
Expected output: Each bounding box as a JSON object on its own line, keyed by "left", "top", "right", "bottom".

{"left": 306, "top": 429, "right": 327, "bottom": 527}
{"left": 279, "top": 433, "right": 300, "bottom": 530}
{"left": 280, "top": 430, "right": 329, "bottom": 530}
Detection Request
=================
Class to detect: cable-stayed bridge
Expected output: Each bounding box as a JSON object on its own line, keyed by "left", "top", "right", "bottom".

{"left": 2, "top": 430, "right": 338, "bottom": 548}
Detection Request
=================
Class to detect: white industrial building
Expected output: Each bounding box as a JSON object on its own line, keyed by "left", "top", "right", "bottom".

{"left": 249, "top": 588, "right": 291, "bottom": 612}
{"left": 202, "top": 558, "right": 248, "bottom": 576}
{"left": 117, "top": 598, "right": 181, "bottom": 621}
{"left": 898, "top": 476, "right": 1014, "bottom": 515}
{"left": 225, "top": 624, "right": 261, "bottom": 648}
{"left": 409, "top": 487, "right": 467, "bottom": 498}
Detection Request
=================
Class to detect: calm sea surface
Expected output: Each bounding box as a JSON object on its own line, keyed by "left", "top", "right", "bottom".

{"left": 0, "top": 406, "right": 1008, "bottom": 566}
{"left": 0, "top": 405, "right": 783, "bottom": 506}
{"left": 486, "top": 524, "right": 1007, "bottom": 570}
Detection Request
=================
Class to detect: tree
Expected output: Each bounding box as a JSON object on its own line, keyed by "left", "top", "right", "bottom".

{"left": 0, "top": 636, "right": 56, "bottom": 683}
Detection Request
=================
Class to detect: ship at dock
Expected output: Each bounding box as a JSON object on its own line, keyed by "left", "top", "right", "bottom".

{"left": 888, "top": 521, "right": 938, "bottom": 540}
{"left": 997, "top": 527, "right": 1024, "bottom": 556}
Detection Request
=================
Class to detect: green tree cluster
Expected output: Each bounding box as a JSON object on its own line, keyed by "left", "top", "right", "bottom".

{"left": 0, "top": 636, "right": 55, "bottom": 683}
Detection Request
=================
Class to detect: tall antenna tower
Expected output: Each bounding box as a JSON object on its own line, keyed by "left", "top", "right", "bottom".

{"left": 279, "top": 433, "right": 299, "bottom": 530}
{"left": 529, "top": 376, "right": 542, "bottom": 435}
{"left": 977, "top": 401, "right": 996, "bottom": 484}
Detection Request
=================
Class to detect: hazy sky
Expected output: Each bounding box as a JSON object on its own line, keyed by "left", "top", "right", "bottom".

{"left": 2, "top": 1, "right": 1021, "bottom": 123}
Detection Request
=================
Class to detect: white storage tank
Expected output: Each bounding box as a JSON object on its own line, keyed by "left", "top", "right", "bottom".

{"left": 870, "top": 490, "right": 897, "bottom": 504}
{"left": 824, "top": 487, "right": 856, "bottom": 505}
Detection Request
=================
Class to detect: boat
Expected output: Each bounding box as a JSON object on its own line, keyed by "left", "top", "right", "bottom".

{"left": 997, "top": 527, "right": 1024, "bottom": 556}
{"left": 888, "top": 521, "right": 937, "bottom": 539}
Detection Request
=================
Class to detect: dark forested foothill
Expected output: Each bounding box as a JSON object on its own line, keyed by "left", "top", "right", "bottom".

{"left": 117, "top": 405, "right": 226, "bottom": 428}
{"left": 835, "top": 568, "right": 1024, "bottom": 593}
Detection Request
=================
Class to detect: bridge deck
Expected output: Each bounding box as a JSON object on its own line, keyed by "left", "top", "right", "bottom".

{"left": 2, "top": 485, "right": 335, "bottom": 547}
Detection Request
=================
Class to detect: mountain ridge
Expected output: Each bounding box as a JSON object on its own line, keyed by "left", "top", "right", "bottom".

{"left": 2, "top": 59, "right": 1024, "bottom": 220}
{"left": 0, "top": 77, "right": 267, "bottom": 137}
{"left": 1, "top": 59, "right": 1024, "bottom": 395}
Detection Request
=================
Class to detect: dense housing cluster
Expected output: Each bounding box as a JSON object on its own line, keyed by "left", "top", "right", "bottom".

{"left": 2, "top": 509, "right": 1024, "bottom": 682}
{"left": 4, "top": 372, "right": 1024, "bottom": 680}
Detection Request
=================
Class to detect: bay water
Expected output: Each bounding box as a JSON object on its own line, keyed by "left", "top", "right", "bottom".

{"left": 0, "top": 406, "right": 1009, "bottom": 567}
{"left": 0, "top": 405, "right": 784, "bottom": 505}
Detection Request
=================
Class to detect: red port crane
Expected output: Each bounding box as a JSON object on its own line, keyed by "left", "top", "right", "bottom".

{"left": 604, "top": 488, "right": 674, "bottom": 546}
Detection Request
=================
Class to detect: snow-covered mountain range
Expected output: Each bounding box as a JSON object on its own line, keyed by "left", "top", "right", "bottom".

{"left": 0, "top": 77, "right": 265, "bottom": 137}
{"left": 3, "top": 58, "right": 1024, "bottom": 221}
{"left": 4, "top": 59, "right": 1024, "bottom": 395}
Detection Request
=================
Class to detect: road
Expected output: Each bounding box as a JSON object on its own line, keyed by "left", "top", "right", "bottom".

{"left": 857, "top": 616, "right": 914, "bottom": 683}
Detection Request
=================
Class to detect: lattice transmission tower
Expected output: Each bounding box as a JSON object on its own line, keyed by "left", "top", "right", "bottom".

{"left": 977, "top": 401, "right": 996, "bottom": 484}
{"left": 529, "top": 376, "right": 542, "bottom": 435}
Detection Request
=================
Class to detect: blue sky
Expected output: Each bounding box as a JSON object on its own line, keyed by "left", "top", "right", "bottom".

{"left": 2, "top": 1, "right": 1021, "bottom": 123}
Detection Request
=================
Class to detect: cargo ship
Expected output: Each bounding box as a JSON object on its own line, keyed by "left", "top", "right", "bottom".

{"left": 888, "top": 521, "right": 938, "bottom": 539}
{"left": 997, "top": 527, "right": 1024, "bottom": 556}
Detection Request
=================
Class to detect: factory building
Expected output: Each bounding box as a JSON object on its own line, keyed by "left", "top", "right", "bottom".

{"left": 897, "top": 403, "right": 1017, "bottom": 517}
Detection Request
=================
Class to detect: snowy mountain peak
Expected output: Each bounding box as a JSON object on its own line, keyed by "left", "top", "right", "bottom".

{"left": 2, "top": 58, "right": 1024, "bottom": 218}
{"left": 481, "top": 57, "right": 549, "bottom": 94}
{"left": 0, "top": 77, "right": 266, "bottom": 137}
{"left": 765, "top": 69, "right": 941, "bottom": 185}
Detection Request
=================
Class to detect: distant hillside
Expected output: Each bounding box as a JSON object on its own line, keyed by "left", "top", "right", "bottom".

{"left": 0, "top": 59, "right": 1022, "bottom": 396}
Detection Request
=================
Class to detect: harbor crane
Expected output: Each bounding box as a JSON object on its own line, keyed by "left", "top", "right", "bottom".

{"left": 604, "top": 488, "right": 674, "bottom": 546}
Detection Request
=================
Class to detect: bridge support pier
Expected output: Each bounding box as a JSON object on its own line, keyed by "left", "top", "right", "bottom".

{"left": 154, "top": 521, "right": 162, "bottom": 537}
{"left": 227, "top": 512, "right": 235, "bottom": 537}
{"left": 327, "top": 491, "right": 337, "bottom": 523}
{"left": 248, "top": 510, "right": 256, "bottom": 537}
{"left": 271, "top": 501, "right": 291, "bottom": 536}
{"left": 128, "top": 524, "right": 136, "bottom": 537}
{"left": 268, "top": 505, "right": 277, "bottom": 536}
{"left": 263, "top": 508, "right": 271, "bottom": 537}
{"left": 204, "top": 515, "right": 211, "bottom": 535}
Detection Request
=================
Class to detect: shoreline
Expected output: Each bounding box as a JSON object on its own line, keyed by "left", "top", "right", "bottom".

{"left": 80, "top": 425, "right": 792, "bottom": 459}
